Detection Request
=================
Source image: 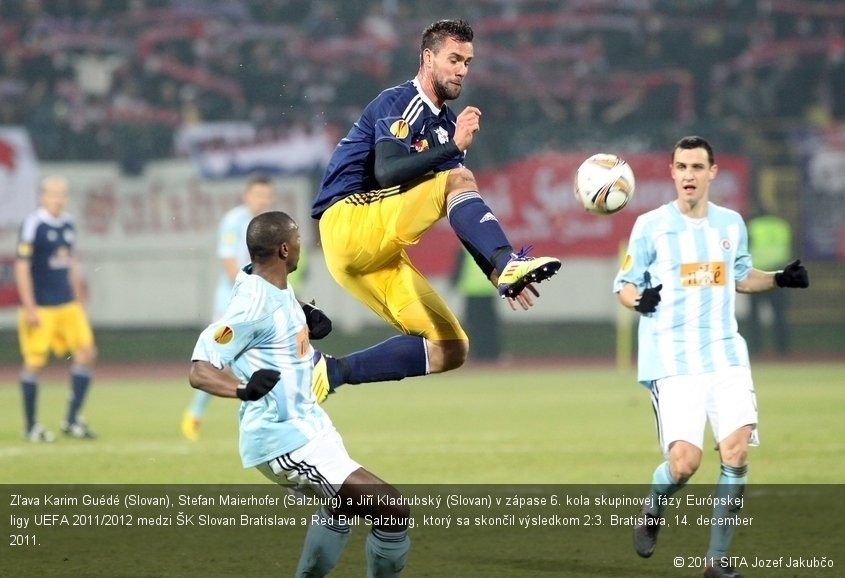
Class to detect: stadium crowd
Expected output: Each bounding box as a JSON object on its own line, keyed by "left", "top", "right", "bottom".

{"left": 2, "top": 0, "right": 844, "bottom": 169}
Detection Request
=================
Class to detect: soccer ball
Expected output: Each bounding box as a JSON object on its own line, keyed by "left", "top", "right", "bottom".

{"left": 574, "top": 153, "right": 636, "bottom": 215}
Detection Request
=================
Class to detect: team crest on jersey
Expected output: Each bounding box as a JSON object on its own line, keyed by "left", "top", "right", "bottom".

{"left": 411, "top": 137, "right": 429, "bottom": 152}
{"left": 213, "top": 325, "right": 235, "bottom": 345}
{"left": 433, "top": 126, "right": 449, "bottom": 145}
{"left": 17, "top": 243, "right": 32, "bottom": 258}
{"left": 389, "top": 119, "right": 410, "bottom": 139}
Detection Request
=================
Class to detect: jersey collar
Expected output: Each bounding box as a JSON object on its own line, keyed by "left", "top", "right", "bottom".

{"left": 412, "top": 77, "right": 445, "bottom": 115}
{"left": 36, "top": 207, "right": 68, "bottom": 227}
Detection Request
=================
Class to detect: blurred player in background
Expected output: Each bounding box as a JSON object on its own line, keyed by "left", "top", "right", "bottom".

{"left": 746, "top": 207, "right": 794, "bottom": 355}
{"left": 189, "top": 211, "right": 409, "bottom": 577}
{"left": 614, "top": 136, "right": 809, "bottom": 578}
{"left": 311, "top": 19, "right": 559, "bottom": 393}
{"left": 14, "top": 176, "right": 96, "bottom": 441}
{"left": 181, "top": 175, "right": 275, "bottom": 440}
{"left": 182, "top": 174, "right": 327, "bottom": 439}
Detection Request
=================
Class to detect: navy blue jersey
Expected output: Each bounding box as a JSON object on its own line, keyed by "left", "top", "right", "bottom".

{"left": 16, "top": 208, "right": 76, "bottom": 306}
{"left": 312, "top": 79, "right": 464, "bottom": 218}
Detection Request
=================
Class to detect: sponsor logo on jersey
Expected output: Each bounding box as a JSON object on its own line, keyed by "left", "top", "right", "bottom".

{"left": 680, "top": 262, "right": 725, "bottom": 287}
{"left": 479, "top": 212, "right": 498, "bottom": 224}
{"left": 213, "top": 325, "right": 235, "bottom": 345}
{"left": 412, "top": 137, "right": 429, "bottom": 152}
{"left": 389, "top": 119, "right": 410, "bottom": 139}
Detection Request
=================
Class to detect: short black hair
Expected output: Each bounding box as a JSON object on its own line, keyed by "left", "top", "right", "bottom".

{"left": 673, "top": 136, "right": 714, "bottom": 166}
{"left": 246, "top": 173, "right": 272, "bottom": 188}
{"left": 246, "top": 211, "right": 296, "bottom": 263}
{"left": 420, "top": 19, "right": 473, "bottom": 55}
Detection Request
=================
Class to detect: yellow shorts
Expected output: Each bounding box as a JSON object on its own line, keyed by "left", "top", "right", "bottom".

{"left": 319, "top": 172, "right": 467, "bottom": 341}
{"left": 18, "top": 301, "right": 95, "bottom": 368}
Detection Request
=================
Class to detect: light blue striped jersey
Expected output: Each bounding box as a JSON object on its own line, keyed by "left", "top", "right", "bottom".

{"left": 613, "top": 201, "right": 752, "bottom": 386}
{"left": 192, "top": 269, "right": 332, "bottom": 468}
{"left": 213, "top": 205, "right": 252, "bottom": 318}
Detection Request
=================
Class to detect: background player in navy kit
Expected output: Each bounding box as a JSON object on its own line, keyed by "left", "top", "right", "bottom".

{"left": 311, "top": 19, "right": 559, "bottom": 392}
{"left": 14, "top": 176, "right": 96, "bottom": 441}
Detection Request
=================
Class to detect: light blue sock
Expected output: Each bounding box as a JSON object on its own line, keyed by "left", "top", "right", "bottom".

{"left": 706, "top": 464, "right": 748, "bottom": 560}
{"left": 295, "top": 507, "right": 350, "bottom": 577}
{"left": 366, "top": 528, "right": 410, "bottom": 578}
{"left": 646, "top": 461, "right": 685, "bottom": 517}
{"left": 188, "top": 390, "right": 212, "bottom": 419}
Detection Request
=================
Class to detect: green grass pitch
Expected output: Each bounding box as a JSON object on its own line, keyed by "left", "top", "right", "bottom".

{"left": 1, "top": 362, "right": 843, "bottom": 576}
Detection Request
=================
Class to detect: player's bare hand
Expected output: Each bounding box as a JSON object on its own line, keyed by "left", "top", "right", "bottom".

{"left": 506, "top": 284, "right": 540, "bottom": 311}
{"left": 454, "top": 106, "right": 482, "bottom": 151}
{"left": 24, "top": 307, "right": 40, "bottom": 327}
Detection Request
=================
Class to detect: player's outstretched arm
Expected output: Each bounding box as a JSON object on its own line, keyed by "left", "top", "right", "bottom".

{"left": 189, "top": 361, "right": 280, "bottom": 401}
{"left": 737, "top": 260, "right": 809, "bottom": 293}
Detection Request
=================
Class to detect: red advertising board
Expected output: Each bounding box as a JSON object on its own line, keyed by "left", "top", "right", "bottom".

{"left": 0, "top": 255, "right": 18, "bottom": 307}
{"left": 408, "top": 152, "right": 748, "bottom": 275}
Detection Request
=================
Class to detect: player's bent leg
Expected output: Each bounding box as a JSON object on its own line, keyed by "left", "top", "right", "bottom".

{"left": 667, "top": 440, "right": 703, "bottom": 483}
{"left": 426, "top": 339, "right": 468, "bottom": 373}
{"left": 635, "top": 443, "right": 700, "bottom": 558}
{"left": 441, "top": 170, "right": 562, "bottom": 298}
{"left": 295, "top": 506, "right": 351, "bottom": 578}
{"left": 338, "top": 468, "right": 410, "bottom": 578}
{"left": 259, "top": 428, "right": 362, "bottom": 576}
{"left": 635, "top": 461, "right": 684, "bottom": 558}
{"left": 316, "top": 335, "right": 430, "bottom": 393}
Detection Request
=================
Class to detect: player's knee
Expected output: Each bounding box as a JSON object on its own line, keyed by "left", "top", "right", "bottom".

{"left": 373, "top": 504, "right": 409, "bottom": 533}
{"left": 719, "top": 446, "right": 748, "bottom": 467}
{"left": 74, "top": 346, "right": 97, "bottom": 366}
{"left": 442, "top": 340, "right": 468, "bottom": 371}
{"left": 445, "top": 166, "right": 477, "bottom": 192}
{"left": 669, "top": 460, "right": 698, "bottom": 483}
{"left": 668, "top": 453, "right": 700, "bottom": 482}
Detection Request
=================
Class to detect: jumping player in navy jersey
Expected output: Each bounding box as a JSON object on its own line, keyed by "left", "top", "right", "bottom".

{"left": 311, "top": 19, "right": 560, "bottom": 393}
{"left": 14, "top": 176, "right": 97, "bottom": 442}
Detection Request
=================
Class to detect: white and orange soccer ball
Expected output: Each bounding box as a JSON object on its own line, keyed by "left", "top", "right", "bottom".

{"left": 574, "top": 153, "right": 636, "bottom": 215}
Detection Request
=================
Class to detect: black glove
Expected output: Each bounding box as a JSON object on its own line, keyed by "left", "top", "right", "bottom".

{"left": 774, "top": 259, "right": 809, "bottom": 288}
{"left": 302, "top": 302, "right": 332, "bottom": 340}
{"left": 634, "top": 284, "right": 662, "bottom": 314}
{"left": 236, "top": 369, "right": 280, "bottom": 401}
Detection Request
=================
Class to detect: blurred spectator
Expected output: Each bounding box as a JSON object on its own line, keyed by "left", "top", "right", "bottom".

{"left": 1, "top": 0, "right": 844, "bottom": 163}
